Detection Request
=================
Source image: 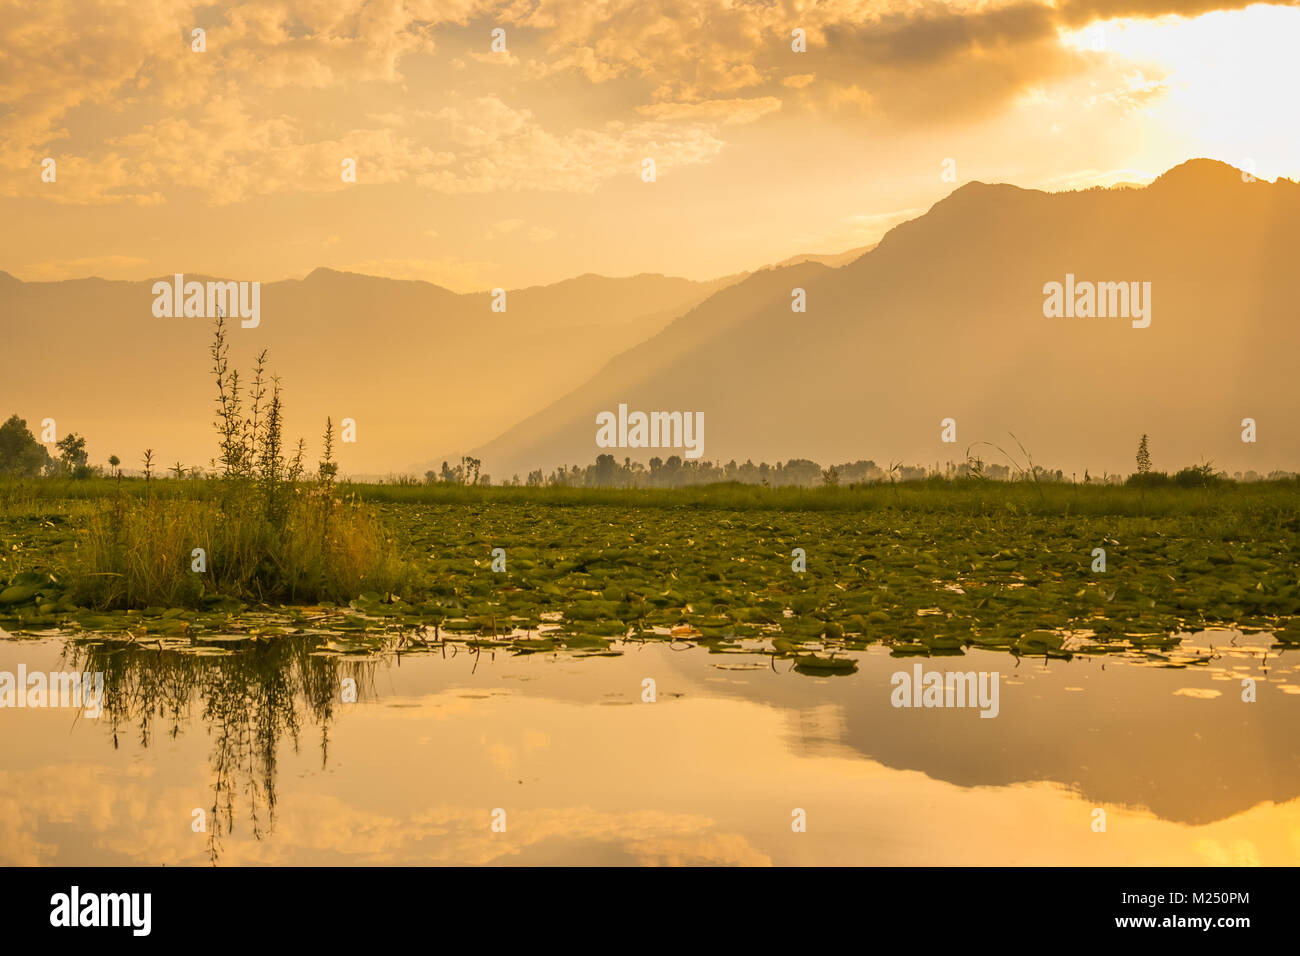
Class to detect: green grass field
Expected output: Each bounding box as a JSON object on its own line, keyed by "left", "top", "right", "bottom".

{"left": 3, "top": 477, "right": 1299, "bottom": 667}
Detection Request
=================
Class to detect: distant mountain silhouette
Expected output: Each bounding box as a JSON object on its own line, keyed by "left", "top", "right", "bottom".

{"left": 0, "top": 268, "right": 737, "bottom": 474}
{"left": 770, "top": 243, "right": 877, "bottom": 269}
{"left": 473, "top": 159, "right": 1300, "bottom": 478}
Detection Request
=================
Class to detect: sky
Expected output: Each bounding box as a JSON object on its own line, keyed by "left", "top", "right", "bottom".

{"left": 3, "top": 0, "right": 1298, "bottom": 292}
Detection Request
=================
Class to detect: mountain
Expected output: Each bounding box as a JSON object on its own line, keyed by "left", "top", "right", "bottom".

{"left": 770, "top": 243, "right": 876, "bottom": 269}
{"left": 473, "top": 160, "right": 1300, "bottom": 478}
{"left": 0, "top": 268, "right": 737, "bottom": 475}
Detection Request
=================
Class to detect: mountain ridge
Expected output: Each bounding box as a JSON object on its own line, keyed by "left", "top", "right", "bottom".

{"left": 469, "top": 159, "right": 1300, "bottom": 478}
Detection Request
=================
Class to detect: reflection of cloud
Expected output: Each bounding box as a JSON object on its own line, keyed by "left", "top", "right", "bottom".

{"left": 1192, "top": 836, "right": 1260, "bottom": 866}
{"left": 6, "top": 657, "right": 1300, "bottom": 866}
{"left": 625, "top": 833, "right": 770, "bottom": 866}
{"left": 1174, "top": 687, "right": 1222, "bottom": 699}
{"left": 0, "top": 759, "right": 766, "bottom": 865}
{"left": 7, "top": 749, "right": 1300, "bottom": 866}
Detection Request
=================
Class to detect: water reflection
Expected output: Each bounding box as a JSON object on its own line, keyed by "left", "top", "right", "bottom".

{"left": 0, "top": 630, "right": 1295, "bottom": 865}
{"left": 59, "top": 636, "right": 380, "bottom": 863}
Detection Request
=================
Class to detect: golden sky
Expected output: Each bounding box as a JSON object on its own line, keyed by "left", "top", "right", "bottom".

{"left": 4, "top": 0, "right": 1298, "bottom": 291}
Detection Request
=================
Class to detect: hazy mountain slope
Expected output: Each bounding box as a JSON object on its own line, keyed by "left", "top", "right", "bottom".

{"left": 0, "top": 268, "right": 734, "bottom": 474}
{"left": 474, "top": 160, "right": 1300, "bottom": 477}
{"left": 466, "top": 262, "right": 833, "bottom": 474}
{"left": 771, "top": 243, "right": 876, "bottom": 269}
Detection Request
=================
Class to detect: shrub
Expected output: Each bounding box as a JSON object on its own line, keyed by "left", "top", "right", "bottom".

{"left": 70, "top": 317, "right": 409, "bottom": 609}
{"left": 74, "top": 486, "right": 408, "bottom": 608}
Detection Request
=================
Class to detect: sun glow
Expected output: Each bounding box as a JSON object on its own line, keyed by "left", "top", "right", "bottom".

{"left": 1060, "top": 5, "right": 1300, "bottom": 183}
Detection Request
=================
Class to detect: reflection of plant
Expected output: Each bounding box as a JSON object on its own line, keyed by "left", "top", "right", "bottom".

{"left": 61, "top": 635, "right": 378, "bottom": 864}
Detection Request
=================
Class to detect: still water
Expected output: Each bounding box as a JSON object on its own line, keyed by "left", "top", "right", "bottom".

{"left": 1, "top": 629, "right": 1297, "bottom": 865}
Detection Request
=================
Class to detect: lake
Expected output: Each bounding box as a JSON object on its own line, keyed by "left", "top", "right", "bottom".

{"left": 2, "top": 627, "right": 1296, "bottom": 865}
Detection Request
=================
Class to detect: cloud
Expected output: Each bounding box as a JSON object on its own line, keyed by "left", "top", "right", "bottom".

{"left": 827, "top": 84, "right": 877, "bottom": 114}
{"left": 416, "top": 110, "right": 727, "bottom": 193}
{"left": 484, "top": 220, "right": 559, "bottom": 241}
{"left": 485, "top": 218, "right": 525, "bottom": 238}
{"left": 18, "top": 254, "right": 150, "bottom": 281}
{"left": 467, "top": 49, "right": 522, "bottom": 66}
{"left": 3, "top": 0, "right": 1296, "bottom": 208}
{"left": 110, "top": 104, "right": 457, "bottom": 204}
{"left": 636, "top": 97, "right": 782, "bottom": 126}
{"left": 1055, "top": 0, "right": 1295, "bottom": 26}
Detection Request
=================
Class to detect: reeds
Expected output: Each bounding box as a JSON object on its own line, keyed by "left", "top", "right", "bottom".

{"left": 71, "top": 317, "right": 409, "bottom": 609}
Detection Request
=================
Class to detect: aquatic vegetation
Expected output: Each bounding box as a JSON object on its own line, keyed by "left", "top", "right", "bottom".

{"left": 3, "top": 480, "right": 1298, "bottom": 674}
{"left": 70, "top": 490, "right": 408, "bottom": 608}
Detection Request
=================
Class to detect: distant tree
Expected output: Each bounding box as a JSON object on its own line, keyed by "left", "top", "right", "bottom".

{"left": 821, "top": 466, "right": 839, "bottom": 487}
{"left": 1136, "top": 434, "right": 1151, "bottom": 475}
{"left": 56, "top": 432, "right": 88, "bottom": 475}
{"left": 592, "top": 453, "right": 617, "bottom": 486}
{"left": 782, "top": 458, "right": 821, "bottom": 487}
{"left": 0, "top": 415, "right": 52, "bottom": 477}
{"left": 526, "top": 469, "right": 543, "bottom": 487}
{"left": 108, "top": 454, "right": 121, "bottom": 477}
{"left": 439, "top": 461, "right": 456, "bottom": 483}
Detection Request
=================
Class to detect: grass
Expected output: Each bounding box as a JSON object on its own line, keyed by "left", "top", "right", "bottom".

{"left": 1, "top": 316, "right": 409, "bottom": 609}
{"left": 0, "top": 309, "right": 1296, "bottom": 645}
{"left": 70, "top": 485, "right": 407, "bottom": 608}
{"left": 4, "top": 477, "right": 1299, "bottom": 666}
{"left": 335, "top": 475, "right": 1300, "bottom": 517}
